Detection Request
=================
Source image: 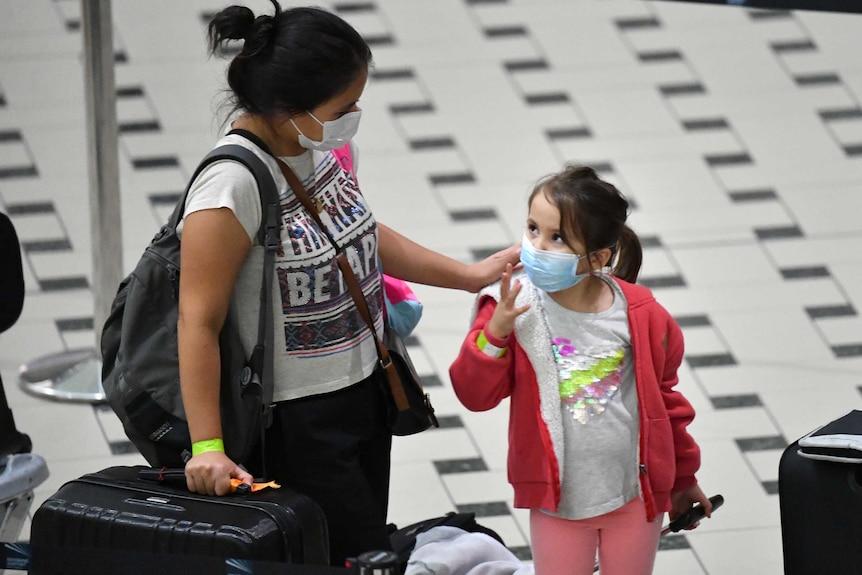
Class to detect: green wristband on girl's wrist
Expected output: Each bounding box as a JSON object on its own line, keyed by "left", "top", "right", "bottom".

{"left": 192, "top": 438, "right": 225, "bottom": 457}
{"left": 477, "top": 330, "right": 507, "bottom": 358}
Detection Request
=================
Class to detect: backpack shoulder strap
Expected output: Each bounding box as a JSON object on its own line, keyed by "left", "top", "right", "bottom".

{"left": 172, "top": 142, "right": 280, "bottom": 250}
{"left": 176, "top": 137, "right": 281, "bottom": 442}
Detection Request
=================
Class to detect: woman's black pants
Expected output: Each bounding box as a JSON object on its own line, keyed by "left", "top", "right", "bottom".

{"left": 258, "top": 370, "right": 393, "bottom": 566}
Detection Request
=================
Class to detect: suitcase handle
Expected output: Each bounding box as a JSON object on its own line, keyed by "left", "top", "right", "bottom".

{"left": 137, "top": 467, "right": 253, "bottom": 495}
{"left": 664, "top": 494, "right": 724, "bottom": 534}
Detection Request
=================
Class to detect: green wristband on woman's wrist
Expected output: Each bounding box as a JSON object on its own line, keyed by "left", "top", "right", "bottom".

{"left": 192, "top": 438, "right": 225, "bottom": 457}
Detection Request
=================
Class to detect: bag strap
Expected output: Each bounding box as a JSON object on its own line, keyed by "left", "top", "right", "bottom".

{"left": 276, "top": 159, "right": 411, "bottom": 412}
{"left": 172, "top": 136, "right": 280, "bottom": 466}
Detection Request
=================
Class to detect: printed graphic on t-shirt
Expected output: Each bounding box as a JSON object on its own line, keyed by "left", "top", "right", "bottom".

{"left": 277, "top": 157, "right": 382, "bottom": 356}
{"left": 554, "top": 337, "right": 625, "bottom": 424}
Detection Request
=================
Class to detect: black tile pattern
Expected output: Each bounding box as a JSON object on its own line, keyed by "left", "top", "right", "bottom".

{"left": 132, "top": 156, "right": 181, "bottom": 170}
{"left": 508, "top": 547, "right": 532, "bottom": 561}
{"left": 56, "top": 317, "right": 94, "bottom": 332}
{"left": 762, "top": 480, "right": 779, "bottom": 495}
{"left": 503, "top": 60, "right": 549, "bottom": 73}
{"left": 419, "top": 374, "right": 443, "bottom": 388}
{"left": 333, "top": 3, "right": 377, "bottom": 14}
{"left": 22, "top": 239, "right": 71, "bottom": 253}
{"left": 615, "top": 16, "right": 661, "bottom": 30}
{"left": 429, "top": 173, "right": 475, "bottom": 186}
{"left": 639, "top": 275, "right": 687, "bottom": 289}
{"left": 434, "top": 458, "right": 489, "bottom": 474}
{"left": 39, "top": 277, "right": 90, "bottom": 291}
{"left": 638, "top": 49, "right": 684, "bottom": 62}
{"left": 805, "top": 304, "right": 855, "bottom": 319}
{"left": 704, "top": 153, "right": 752, "bottom": 167}
{"left": 434, "top": 415, "right": 465, "bottom": 429}
{"left": 770, "top": 40, "right": 817, "bottom": 53}
{"left": 484, "top": 25, "right": 527, "bottom": 38}
{"left": 686, "top": 353, "right": 737, "bottom": 368}
{"left": 747, "top": 9, "right": 793, "bottom": 20}
{"left": 449, "top": 209, "right": 497, "bottom": 222}
{"left": 149, "top": 192, "right": 183, "bottom": 207}
{"left": 546, "top": 127, "right": 591, "bottom": 140}
{"left": 754, "top": 225, "right": 804, "bottom": 240}
{"left": 524, "top": 93, "right": 569, "bottom": 105}
{"left": 794, "top": 73, "right": 841, "bottom": 86}
{"left": 675, "top": 315, "right": 712, "bottom": 328}
{"left": 390, "top": 102, "right": 434, "bottom": 115}
{"left": 456, "top": 501, "right": 510, "bottom": 517}
{"left": 0, "top": 128, "right": 38, "bottom": 178}
{"left": 5, "top": 202, "right": 55, "bottom": 215}
{"left": 728, "top": 189, "right": 778, "bottom": 202}
{"left": 409, "top": 137, "right": 456, "bottom": 150}
{"left": 659, "top": 534, "right": 691, "bottom": 551}
{"left": 736, "top": 436, "right": 787, "bottom": 452}
{"left": 833, "top": 344, "right": 862, "bottom": 358}
{"left": 682, "top": 118, "right": 730, "bottom": 131}
{"left": 109, "top": 440, "right": 140, "bottom": 456}
{"left": 780, "top": 266, "right": 830, "bottom": 280}
{"left": 659, "top": 83, "right": 706, "bottom": 96}
{"left": 711, "top": 394, "right": 763, "bottom": 409}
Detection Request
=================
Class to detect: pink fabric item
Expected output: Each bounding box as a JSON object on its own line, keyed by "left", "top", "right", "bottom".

{"left": 382, "top": 274, "right": 423, "bottom": 337}
{"left": 529, "top": 498, "right": 663, "bottom": 575}
{"left": 332, "top": 144, "right": 356, "bottom": 180}
{"left": 383, "top": 274, "right": 419, "bottom": 304}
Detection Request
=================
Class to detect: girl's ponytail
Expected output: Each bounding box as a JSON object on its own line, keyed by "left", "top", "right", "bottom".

{"left": 611, "top": 224, "right": 642, "bottom": 284}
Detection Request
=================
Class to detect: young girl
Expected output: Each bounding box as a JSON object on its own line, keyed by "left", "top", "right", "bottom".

{"left": 449, "top": 166, "right": 711, "bottom": 574}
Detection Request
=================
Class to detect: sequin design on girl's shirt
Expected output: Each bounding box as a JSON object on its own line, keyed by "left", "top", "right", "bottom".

{"left": 553, "top": 337, "right": 625, "bottom": 424}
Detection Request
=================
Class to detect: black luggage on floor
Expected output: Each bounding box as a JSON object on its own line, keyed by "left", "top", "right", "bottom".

{"left": 28, "top": 466, "right": 329, "bottom": 574}
{"left": 778, "top": 439, "right": 862, "bottom": 575}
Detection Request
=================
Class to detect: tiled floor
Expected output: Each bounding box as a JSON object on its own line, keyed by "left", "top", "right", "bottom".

{"left": 2, "top": 0, "right": 862, "bottom": 573}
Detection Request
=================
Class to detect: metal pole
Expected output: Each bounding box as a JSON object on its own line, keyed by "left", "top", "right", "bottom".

{"left": 82, "top": 0, "right": 122, "bottom": 347}
{"left": 17, "top": 0, "right": 118, "bottom": 403}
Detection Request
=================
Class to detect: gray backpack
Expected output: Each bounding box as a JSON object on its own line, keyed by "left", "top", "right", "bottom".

{"left": 101, "top": 138, "right": 279, "bottom": 470}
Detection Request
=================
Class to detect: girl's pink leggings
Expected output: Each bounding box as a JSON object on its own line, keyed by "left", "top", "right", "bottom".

{"left": 530, "top": 498, "right": 663, "bottom": 575}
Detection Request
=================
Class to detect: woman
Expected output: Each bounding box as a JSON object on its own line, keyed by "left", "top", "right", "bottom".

{"left": 178, "top": 1, "right": 520, "bottom": 565}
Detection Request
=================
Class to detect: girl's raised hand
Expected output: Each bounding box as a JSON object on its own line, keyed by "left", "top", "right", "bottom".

{"left": 487, "top": 264, "right": 530, "bottom": 339}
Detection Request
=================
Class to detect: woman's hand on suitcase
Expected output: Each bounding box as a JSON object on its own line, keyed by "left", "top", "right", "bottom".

{"left": 669, "top": 485, "right": 713, "bottom": 530}
{"left": 185, "top": 451, "right": 254, "bottom": 496}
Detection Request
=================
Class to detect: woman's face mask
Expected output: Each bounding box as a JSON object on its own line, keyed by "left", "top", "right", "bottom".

{"left": 520, "top": 234, "right": 589, "bottom": 292}
{"left": 291, "top": 110, "right": 362, "bottom": 152}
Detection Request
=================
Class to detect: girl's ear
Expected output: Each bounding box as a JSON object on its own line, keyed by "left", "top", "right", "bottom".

{"left": 589, "top": 247, "right": 613, "bottom": 270}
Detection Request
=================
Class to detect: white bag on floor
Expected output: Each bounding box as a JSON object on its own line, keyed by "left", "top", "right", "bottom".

{"left": 405, "top": 526, "right": 534, "bottom": 575}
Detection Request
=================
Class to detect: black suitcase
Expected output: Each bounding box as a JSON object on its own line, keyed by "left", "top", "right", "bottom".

{"left": 778, "top": 439, "right": 862, "bottom": 575}
{"left": 28, "top": 466, "right": 329, "bottom": 574}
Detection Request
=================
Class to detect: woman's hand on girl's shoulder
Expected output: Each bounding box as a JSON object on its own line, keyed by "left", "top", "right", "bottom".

{"left": 466, "top": 243, "right": 522, "bottom": 293}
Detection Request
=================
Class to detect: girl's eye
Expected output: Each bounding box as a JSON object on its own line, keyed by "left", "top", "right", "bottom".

{"left": 526, "top": 223, "right": 538, "bottom": 235}
{"left": 552, "top": 234, "right": 564, "bottom": 243}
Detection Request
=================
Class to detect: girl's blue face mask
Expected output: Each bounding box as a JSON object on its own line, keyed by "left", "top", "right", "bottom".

{"left": 520, "top": 235, "right": 588, "bottom": 292}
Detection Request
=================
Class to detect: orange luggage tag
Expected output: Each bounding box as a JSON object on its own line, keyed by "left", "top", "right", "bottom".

{"left": 230, "top": 478, "right": 281, "bottom": 494}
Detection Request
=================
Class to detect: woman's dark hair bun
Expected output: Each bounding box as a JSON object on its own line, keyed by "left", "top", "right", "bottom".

{"left": 209, "top": 5, "right": 256, "bottom": 42}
